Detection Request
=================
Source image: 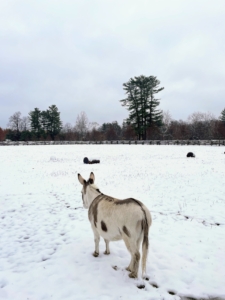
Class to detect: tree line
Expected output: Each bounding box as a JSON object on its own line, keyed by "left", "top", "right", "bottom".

{"left": 2, "top": 105, "right": 62, "bottom": 141}
{"left": 1, "top": 75, "right": 225, "bottom": 141}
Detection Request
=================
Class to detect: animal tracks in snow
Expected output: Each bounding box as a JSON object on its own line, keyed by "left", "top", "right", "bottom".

{"left": 112, "top": 265, "right": 179, "bottom": 297}
{"left": 0, "top": 192, "right": 82, "bottom": 274}
{"left": 152, "top": 210, "right": 224, "bottom": 227}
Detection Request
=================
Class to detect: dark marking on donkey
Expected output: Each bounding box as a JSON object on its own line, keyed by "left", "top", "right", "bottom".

{"left": 115, "top": 198, "right": 143, "bottom": 206}
{"left": 81, "top": 193, "right": 84, "bottom": 205}
{"left": 123, "top": 225, "right": 130, "bottom": 237}
{"left": 142, "top": 219, "right": 149, "bottom": 250}
{"left": 105, "top": 195, "right": 114, "bottom": 202}
{"left": 83, "top": 183, "right": 87, "bottom": 194}
{"left": 116, "top": 198, "right": 149, "bottom": 250}
{"left": 101, "top": 220, "right": 107, "bottom": 232}
{"left": 88, "top": 195, "right": 105, "bottom": 227}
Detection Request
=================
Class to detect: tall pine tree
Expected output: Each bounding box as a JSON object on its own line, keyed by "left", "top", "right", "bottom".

{"left": 29, "top": 108, "right": 42, "bottom": 139}
{"left": 46, "top": 105, "right": 63, "bottom": 140}
{"left": 120, "top": 75, "right": 164, "bottom": 140}
{"left": 220, "top": 108, "right": 225, "bottom": 125}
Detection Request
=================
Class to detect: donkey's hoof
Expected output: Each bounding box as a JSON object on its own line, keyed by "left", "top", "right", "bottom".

{"left": 129, "top": 272, "right": 137, "bottom": 278}
{"left": 93, "top": 251, "right": 99, "bottom": 257}
{"left": 126, "top": 267, "right": 131, "bottom": 272}
{"left": 104, "top": 251, "right": 110, "bottom": 255}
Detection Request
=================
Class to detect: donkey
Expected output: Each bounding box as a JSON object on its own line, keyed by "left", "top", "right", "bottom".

{"left": 78, "top": 172, "right": 152, "bottom": 278}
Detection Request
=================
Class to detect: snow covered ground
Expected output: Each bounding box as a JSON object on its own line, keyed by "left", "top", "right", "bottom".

{"left": 0, "top": 145, "right": 225, "bottom": 300}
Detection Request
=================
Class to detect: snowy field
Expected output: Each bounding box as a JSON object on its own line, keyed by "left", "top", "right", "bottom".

{"left": 0, "top": 145, "right": 225, "bottom": 300}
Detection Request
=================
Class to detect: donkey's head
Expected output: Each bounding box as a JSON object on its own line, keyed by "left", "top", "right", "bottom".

{"left": 78, "top": 172, "right": 100, "bottom": 208}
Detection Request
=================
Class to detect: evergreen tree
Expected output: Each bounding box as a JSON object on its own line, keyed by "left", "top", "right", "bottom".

{"left": 29, "top": 108, "right": 42, "bottom": 139}
{"left": 40, "top": 110, "right": 50, "bottom": 139}
{"left": 120, "top": 75, "right": 164, "bottom": 140}
{"left": 29, "top": 105, "right": 62, "bottom": 140}
{"left": 45, "top": 105, "right": 63, "bottom": 140}
{"left": 40, "top": 110, "right": 49, "bottom": 132}
{"left": 220, "top": 108, "right": 225, "bottom": 125}
{"left": 148, "top": 76, "right": 164, "bottom": 127}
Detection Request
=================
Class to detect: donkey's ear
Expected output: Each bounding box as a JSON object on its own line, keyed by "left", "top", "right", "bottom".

{"left": 78, "top": 174, "right": 86, "bottom": 185}
{"left": 89, "top": 172, "right": 95, "bottom": 183}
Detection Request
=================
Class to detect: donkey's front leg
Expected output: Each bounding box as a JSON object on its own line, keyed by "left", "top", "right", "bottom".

{"left": 92, "top": 228, "right": 100, "bottom": 257}
{"left": 104, "top": 239, "right": 110, "bottom": 255}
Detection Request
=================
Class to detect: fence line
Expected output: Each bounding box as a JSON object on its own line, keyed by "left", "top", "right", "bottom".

{"left": 0, "top": 140, "right": 225, "bottom": 146}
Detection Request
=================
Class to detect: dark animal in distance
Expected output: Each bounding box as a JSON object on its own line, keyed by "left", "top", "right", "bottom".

{"left": 83, "top": 157, "right": 100, "bottom": 164}
{"left": 187, "top": 152, "right": 195, "bottom": 158}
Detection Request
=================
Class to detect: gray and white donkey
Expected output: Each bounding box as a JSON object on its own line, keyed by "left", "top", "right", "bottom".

{"left": 78, "top": 172, "right": 152, "bottom": 278}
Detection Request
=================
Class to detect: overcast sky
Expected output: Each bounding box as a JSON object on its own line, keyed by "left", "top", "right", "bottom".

{"left": 1, "top": 0, "right": 225, "bottom": 128}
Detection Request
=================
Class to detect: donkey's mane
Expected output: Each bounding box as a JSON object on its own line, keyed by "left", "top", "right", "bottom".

{"left": 90, "top": 184, "right": 102, "bottom": 194}
{"left": 90, "top": 183, "right": 98, "bottom": 189}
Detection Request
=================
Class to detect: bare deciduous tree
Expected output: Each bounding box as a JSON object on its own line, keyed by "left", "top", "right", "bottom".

{"left": 61, "top": 122, "right": 77, "bottom": 140}
{"left": 75, "top": 111, "right": 89, "bottom": 140}
{"left": 8, "top": 111, "right": 22, "bottom": 132}
{"left": 88, "top": 122, "right": 99, "bottom": 131}
{"left": 20, "top": 116, "right": 30, "bottom": 131}
{"left": 88, "top": 128, "right": 102, "bottom": 141}
{"left": 161, "top": 110, "right": 172, "bottom": 139}
{"left": 188, "top": 112, "right": 215, "bottom": 139}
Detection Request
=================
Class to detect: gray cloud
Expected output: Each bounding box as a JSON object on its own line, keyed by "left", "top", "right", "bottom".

{"left": 1, "top": 0, "right": 225, "bottom": 128}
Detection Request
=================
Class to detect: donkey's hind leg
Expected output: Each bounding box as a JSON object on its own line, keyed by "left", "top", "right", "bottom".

{"left": 124, "top": 235, "right": 142, "bottom": 278}
{"left": 104, "top": 239, "right": 110, "bottom": 255}
{"left": 91, "top": 225, "right": 100, "bottom": 257}
{"left": 129, "top": 251, "right": 140, "bottom": 278}
{"left": 123, "top": 236, "right": 132, "bottom": 272}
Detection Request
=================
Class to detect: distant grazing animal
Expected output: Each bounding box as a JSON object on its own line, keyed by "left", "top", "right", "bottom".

{"left": 78, "top": 172, "right": 152, "bottom": 279}
{"left": 187, "top": 152, "right": 195, "bottom": 158}
{"left": 83, "top": 157, "right": 100, "bottom": 164}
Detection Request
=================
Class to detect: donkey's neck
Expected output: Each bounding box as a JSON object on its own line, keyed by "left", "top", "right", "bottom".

{"left": 92, "top": 188, "right": 101, "bottom": 197}
{"left": 87, "top": 185, "right": 102, "bottom": 207}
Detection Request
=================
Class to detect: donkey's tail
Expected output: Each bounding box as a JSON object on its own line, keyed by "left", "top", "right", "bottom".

{"left": 141, "top": 213, "right": 150, "bottom": 278}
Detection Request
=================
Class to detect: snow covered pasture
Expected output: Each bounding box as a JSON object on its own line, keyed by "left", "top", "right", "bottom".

{"left": 0, "top": 145, "right": 225, "bottom": 300}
